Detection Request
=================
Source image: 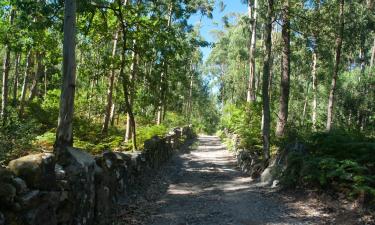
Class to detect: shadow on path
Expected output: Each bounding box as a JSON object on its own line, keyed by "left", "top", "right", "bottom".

{"left": 118, "top": 135, "right": 333, "bottom": 225}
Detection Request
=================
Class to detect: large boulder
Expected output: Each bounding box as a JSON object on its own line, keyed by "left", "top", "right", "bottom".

{"left": 7, "top": 153, "right": 56, "bottom": 190}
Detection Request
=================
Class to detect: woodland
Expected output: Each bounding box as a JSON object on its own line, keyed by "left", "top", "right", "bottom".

{"left": 0, "top": 0, "right": 374, "bottom": 205}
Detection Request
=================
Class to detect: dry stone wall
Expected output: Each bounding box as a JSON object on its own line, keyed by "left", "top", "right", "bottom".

{"left": 0, "top": 126, "right": 195, "bottom": 225}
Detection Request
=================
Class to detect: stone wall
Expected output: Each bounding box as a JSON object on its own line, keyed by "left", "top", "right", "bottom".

{"left": 224, "top": 131, "right": 264, "bottom": 179}
{"left": 0, "top": 126, "right": 195, "bottom": 225}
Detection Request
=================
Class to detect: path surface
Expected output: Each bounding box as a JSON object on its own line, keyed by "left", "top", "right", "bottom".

{"left": 119, "top": 135, "right": 349, "bottom": 225}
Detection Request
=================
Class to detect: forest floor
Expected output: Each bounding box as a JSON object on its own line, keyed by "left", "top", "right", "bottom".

{"left": 116, "top": 135, "right": 371, "bottom": 225}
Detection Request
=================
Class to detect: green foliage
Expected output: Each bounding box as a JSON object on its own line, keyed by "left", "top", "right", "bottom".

{"left": 281, "top": 130, "right": 375, "bottom": 202}
{"left": 0, "top": 109, "right": 39, "bottom": 165}
{"left": 220, "top": 103, "right": 262, "bottom": 151}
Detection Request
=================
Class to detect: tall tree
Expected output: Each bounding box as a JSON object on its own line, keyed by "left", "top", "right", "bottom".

{"left": 275, "top": 0, "right": 291, "bottom": 137}
{"left": 326, "top": 0, "right": 344, "bottom": 131}
{"left": 102, "top": 31, "right": 119, "bottom": 135}
{"left": 246, "top": 0, "right": 258, "bottom": 103}
{"left": 54, "top": 0, "right": 77, "bottom": 152}
{"left": 262, "top": 0, "right": 273, "bottom": 162}
{"left": 1, "top": 9, "right": 15, "bottom": 124}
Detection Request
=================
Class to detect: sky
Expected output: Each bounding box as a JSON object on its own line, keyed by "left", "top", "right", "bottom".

{"left": 188, "top": 0, "right": 247, "bottom": 62}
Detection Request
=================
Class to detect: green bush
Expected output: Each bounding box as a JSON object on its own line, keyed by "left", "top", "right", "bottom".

{"left": 220, "top": 103, "right": 262, "bottom": 151}
{"left": 0, "top": 109, "right": 39, "bottom": 165}
{"left": 280, "top": 130, "right": 375, "bottom": 203}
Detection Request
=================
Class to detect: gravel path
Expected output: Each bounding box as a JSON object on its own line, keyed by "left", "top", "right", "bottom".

{"left": 118, "top": 135, "right": 358, "bottom": 225}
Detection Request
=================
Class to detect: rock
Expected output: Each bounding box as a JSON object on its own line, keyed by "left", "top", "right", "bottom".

{"left": 7, "top": 153, "right": 56, "bottom": 190}
{"left": 12, "top": 177, "right": 28, "bottom": 194}
{"left": 18, "top": 190, "right": 40, "bottom": 208}
{"left": 23, "top": 192, "right": 59, "bottom": 225}
{"left": 0, "top": 167, "right": 14, "bottom": 182}
{"left": 57, "top": 147, "right": 96, "bottom": 225}
{"left": 0, "top": 211, "right": 4, "bottom": 225}
{"left": 0, "top": 182, "right": 16, "bottom": 207}
{"left": 55, "top": 164, "right": 65, "bottom": 180}
{"left": 271, "top": 179, "right": 280, "bottom": 188}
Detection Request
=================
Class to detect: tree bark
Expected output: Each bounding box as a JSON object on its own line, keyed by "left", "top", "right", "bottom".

{"left": 102, "top": 31, "right": 119, "bottom": 134}
{"left": 326, "top": 0, "right": 344, "bottom": 131}
{"left": 156, "top": 3, "right": 173, "bottom": 124}
{"left": 1, "top": 9, "right": 15, "bottom": 124}
{"left": 117, "top": 0, "right": 137, "bottom": 150}
{"left": 370, "top": 36, "right": 375, "bottom": 68}
{"left": 262, "top": 0, "right": 273, "bottom": 162}
{"left": 55, "top": 0, "right": 77, "bottom": 151}
{"left": 28, "top": 52, "right": 44, "bottom": 101}
{"left": 12, "top": 53, "right": 21, "bottom": 104}
{"left": 1, "top": 47, "right": 11, "bottom": 123}
{"left": 311, "top": 51, "right": 318, "bottom": 130}
{"left": 19, "top": 51, "right": 33, "bottom": 117}
{"left": 275, "top": 0, "right": 291, "bottom": 137}
{"left": 125, "top": 42, "right": 138, "bottom": 142}
{"left": 246, "top": 0, "right": 258, "bottom": 103}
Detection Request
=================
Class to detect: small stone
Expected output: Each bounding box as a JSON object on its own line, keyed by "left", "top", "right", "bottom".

{"left": 55, "top": 164, "right": 66, "bottom": 180}
{"left": 271, "top": 180, "right": 279, "bottom": 188}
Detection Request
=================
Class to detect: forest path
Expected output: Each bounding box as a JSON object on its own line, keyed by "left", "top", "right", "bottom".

{"left": 118, "top": 135, "right": 336, "bottom": 225}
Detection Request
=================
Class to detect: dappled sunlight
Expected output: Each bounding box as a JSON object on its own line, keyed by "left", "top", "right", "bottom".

{"left": 147, "top": 135, "right": 330, "bottom": 225}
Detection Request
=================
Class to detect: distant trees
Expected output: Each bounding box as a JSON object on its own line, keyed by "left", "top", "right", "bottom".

{"left": 0, "top": 0, "right": 215, "bottom": 158}
{"left": 207, "top": 0, "right": 375, "bottom": 161}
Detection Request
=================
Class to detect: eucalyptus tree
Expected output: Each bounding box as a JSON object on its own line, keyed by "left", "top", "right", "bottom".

{"left": 54, "top": 0, "right": 77, "bottom": 153}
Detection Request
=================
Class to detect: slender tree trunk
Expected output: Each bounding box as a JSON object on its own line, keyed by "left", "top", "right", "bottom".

{"left": 311, "top": 51, "right": 318, "bottom": 130}
{"left": 326, "top": 0, "right": 344, "bottom": 131}
{"left": 12, "top": 53, "right": 21, "bottom": 104}
{"left": 110, "top": 103, "right": 115, "bottom": 126}
{"left": 1, "top": 9, "right": 15, "bottom": 124}
{"left": 19, "top": 51, "right": 32, "bottom": 117}
{"left": 117, "top": 0, "right": 137, "bottom": 150}
{"left": 156, "top": 3, "right": 173, "bottom": 124}
{"left": 1, "top": 47, "right": 11, "bottom": 123}
{"left": 102, "top": 31, "right": 119, "bottom": 134}
{"left": 275, "top": 0, "right": 291, "bottom": 137}
{"left": 125, "top": 43, "right": 138, "bottom": 142}
{"left": 44, "top": 66, "right": 47, "bottom": 99}
{"left": 370, "top": 36, "right": 375, "bottom": 68}
{"left": 246, "top": 0, "right": 258, "bottom": 103}
{"left": 262, "top": 0, "right": 273, "bottom": 162}
{"left": 55, "top": 0, "right": 77, "bottom": 151}
{"left": 156, "top": 68, "right": 165, "bottom": 125}
{"left": 28, "top": 52, "right": 44, "bottom": 101}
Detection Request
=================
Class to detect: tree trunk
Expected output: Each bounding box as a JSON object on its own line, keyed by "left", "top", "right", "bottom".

{"left": 102, "top": 31, "right": 119, "bottom": 134}
{"left": 12, "top": 53, "right": 21, "bottom": 104}
{"left": 55, "top": 0, "right": 77, "bottom": 152}
{"left": 117, "top": 0, "right": 137, "bottom": 150}
{"left": 156, "top": 65, "right": 166, "bottom": 125}
{"left": 326, "top": 0, "right": 344, "bottom": 131}
{"left": 1, "top": 47, "right": 11, "bottom": 124}
{"left": 261, "top": 0, "right": 273, "bottom": 162}
{"left": 28, "top": 52, "right": 44, "bottom": 101}
{"left": 246, "top": 0, "right": 258, "bottom": 103}
{"left": 370, "top": 36, "right": 375, "bottom": 68}
{"left": 1, "top": 9, "right": 15, "bottom": 124}
{"left": 275, "top": 0, "right": 291, "bottom": 137}
{"left": 311, "top": 51, "right": 318, "bottom": 130}
{"left": 125, "top": 43, "right": 138, "bottom": 142}
{"left": 19, "top": 51, "right": 32, "bottom": 117}
{"left": 156, "top": 3, "right": 173, "bottom": 124}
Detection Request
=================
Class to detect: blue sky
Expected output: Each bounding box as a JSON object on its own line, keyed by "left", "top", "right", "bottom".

{"left": 188, "top": 0, "right": 247, "bottom": 62}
